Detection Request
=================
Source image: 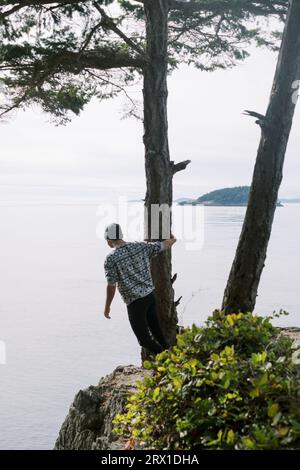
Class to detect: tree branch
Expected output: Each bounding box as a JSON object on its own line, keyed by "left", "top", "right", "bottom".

{"left": 169, "top": 0, "right": 288, "bottom": 17}
{"left": 0, "top": 48, "right": 144, "bottom": 119}
{"left": 0, "top": 3, "right": 23, "bottom": 18}
{"left": 0, "top": 55, "right": 60, "bottom": 118}
{"left": 79, "top": 20, "right": 104, "bottom": 53}
{"left": 171, "top": 159, "right": 191, "bottom": 174}
{"left": 175, "top": 296, "right": 182, "bottom": 307}
{"left": 1, "top": 0, "right": 288, "bottom": 18}
{"left": 86, "top": 68, "right": 142, "bottom": 119}
{"left": 1, "top": 0, "right": 83, "bottom": 6}
{"left": 0, "top": 0, "right": 85, "bottom": 19}
{"left": 93, "top": 1, "right": 146, "bottom": 58}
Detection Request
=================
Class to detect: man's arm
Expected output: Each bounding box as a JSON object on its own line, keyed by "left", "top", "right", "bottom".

{"left": 144, "top": 235, "right": 177, "bottom": 258}
{"left": 104, "top": 284, "right": 116, "bottom": 319}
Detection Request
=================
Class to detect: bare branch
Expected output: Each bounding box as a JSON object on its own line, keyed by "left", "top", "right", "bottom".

{"left": 175, "top": 296, "right": 182, "bottom": 307}
{"left": 171, "top": 159, "right": 191, "bottom": 174}
{"left": 243, "top": 109, "right": 267, "bottom": 128}
{"left": 79, "top": 20, "right": 103, "bottom": 52}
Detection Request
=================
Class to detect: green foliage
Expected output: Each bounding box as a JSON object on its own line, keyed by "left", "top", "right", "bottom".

{"left": 0, "top": 0, "right": 288, "bottom": 121}
{"left": 114, "top": 311, "right": 300, "bottom": 450}
{"left": 0, "top": 1, "right": 140, "bottom": 122}
{"left": 166, "top": 0, "right": 287, "bottom": 71}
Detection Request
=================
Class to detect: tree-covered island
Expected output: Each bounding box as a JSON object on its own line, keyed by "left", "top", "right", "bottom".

{"left": 178, "top": 186, "right": 283, "bottom": 207}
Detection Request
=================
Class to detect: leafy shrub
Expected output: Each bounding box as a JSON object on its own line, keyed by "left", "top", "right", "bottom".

{"left": 113, "top": 311, "right": 300, "bottom": 450}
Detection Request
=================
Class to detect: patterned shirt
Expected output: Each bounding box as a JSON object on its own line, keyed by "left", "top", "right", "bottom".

{"left": 104, "top": 241, "right": 164, "bottom": 305}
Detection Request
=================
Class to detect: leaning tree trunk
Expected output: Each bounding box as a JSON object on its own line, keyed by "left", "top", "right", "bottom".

{"left": 142, "top": 0, "right": 190, "bottom": 350}
{"left": 222, "top": 0, "right": 300, "bottom": 314}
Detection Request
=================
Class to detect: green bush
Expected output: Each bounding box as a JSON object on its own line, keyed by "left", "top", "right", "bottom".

{"left": 113, "top": 311, "right": 300, "bottom": 450}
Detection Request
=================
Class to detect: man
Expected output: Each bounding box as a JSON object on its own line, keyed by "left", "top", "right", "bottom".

{"left": 103, "top": 223, "right": 176, "bottom": 355}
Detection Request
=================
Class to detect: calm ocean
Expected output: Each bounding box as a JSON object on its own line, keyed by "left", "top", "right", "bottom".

{"left": 0, "top": 197, "right": 299, "bottom": 449}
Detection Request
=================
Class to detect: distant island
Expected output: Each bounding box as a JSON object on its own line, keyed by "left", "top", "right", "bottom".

{"left": 280, "top": 198, "right": 300, "bottom": 203}
{"left": 177, "top": 186, "right": 283, "bottom": 207}
{"left": 129, "top": 187, "right": 293, "bottom": 206}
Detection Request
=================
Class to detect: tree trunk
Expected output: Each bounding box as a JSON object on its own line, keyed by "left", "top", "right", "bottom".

{"left": 222, "top": 0, "right": 300, "bottom": 314}
{"left": 142, "top": 0, "right": 178, "bottom": 350}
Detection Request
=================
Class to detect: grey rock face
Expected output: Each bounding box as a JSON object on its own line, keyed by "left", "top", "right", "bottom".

{"left": 54, "top": 365, "right": 148, "bottom": 450}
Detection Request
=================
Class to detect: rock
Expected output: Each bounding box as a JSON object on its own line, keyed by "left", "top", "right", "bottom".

{"left": 54, "top": 365, "right": 149, "bottom": 450}
{"left": 280, "top": 327, "right": 300, "bottom": 346}
{"left": 55, "top": 330, "right": 300, "bottom": 450}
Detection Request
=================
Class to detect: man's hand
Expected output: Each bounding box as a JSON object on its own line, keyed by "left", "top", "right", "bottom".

{"left": 104, "top": 306, "right": 111, "bottom": 319}
{"left": 163, "top": 235, "right": 177, "bottom": 250}
{"left": 103, "top": 284, "right": 116, "bottom": 319}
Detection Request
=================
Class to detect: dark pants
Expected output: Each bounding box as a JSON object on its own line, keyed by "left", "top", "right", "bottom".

{"left": 127, "top": 291, "right": 168, "bottom": 355}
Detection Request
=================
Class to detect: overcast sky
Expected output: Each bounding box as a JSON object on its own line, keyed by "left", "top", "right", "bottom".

{"left": 1, "top": 44, "right": 300, "bottom": 201}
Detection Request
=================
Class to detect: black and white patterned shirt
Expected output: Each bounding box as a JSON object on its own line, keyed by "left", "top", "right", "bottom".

{"left": 104, "top": 241, "right": 164, "bottom": 305}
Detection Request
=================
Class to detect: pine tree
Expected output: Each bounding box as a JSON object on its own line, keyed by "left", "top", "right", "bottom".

{"left": 0, "top": 0, "right": 288, "bottom": 346}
